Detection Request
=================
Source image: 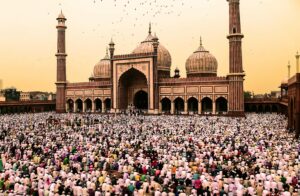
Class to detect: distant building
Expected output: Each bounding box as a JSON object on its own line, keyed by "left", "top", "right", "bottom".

{"left": 48, "top": 93, "right": 56, "bottom": 101}
{"left": 270, "top": 91, "right": 281, "bottom": 98}
{"left": 20, "top": 92, "right": 30, "bottom": 101}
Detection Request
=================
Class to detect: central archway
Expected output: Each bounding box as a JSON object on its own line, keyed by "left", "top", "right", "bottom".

{"left": 118, "top": 68, "right": 148, "bottom": 110}
{"left": 134, "top": 90, "right": 148, "bottom": 110}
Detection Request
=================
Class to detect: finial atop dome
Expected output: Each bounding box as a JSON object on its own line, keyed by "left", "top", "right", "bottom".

{"left": 57, "top": 10, "right": 66, "bottom": 20}
{"left": 109, "top": 38, "right": 114, "bottom": 45}
{"left": 148, "top": 23, "right": 152, "bottom": 35}
{"left": 195, "top": 36, "right": 208, "bottom": 53}
{"left": 200, "top": 36, "right": 203, "bottom": 47}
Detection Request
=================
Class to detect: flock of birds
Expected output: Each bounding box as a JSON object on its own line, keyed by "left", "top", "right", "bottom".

{"left": 57, "top": 0, "right": 201, "bottom": 39}
{"left": 91, "top": 0, "right": 195, "bottom": 27}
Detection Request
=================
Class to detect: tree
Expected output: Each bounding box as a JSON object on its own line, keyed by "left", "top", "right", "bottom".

{"left": 244, "top": 91, "right": 252, "bottom": 99}
{"left": 3, "top": 88, "right": 20, "bottom": 101}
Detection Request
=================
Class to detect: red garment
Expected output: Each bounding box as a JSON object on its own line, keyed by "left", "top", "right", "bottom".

{"left": 194, "top": 179, "right": 202, "bottom": 189}
{"left": 142, "top": 166, "right": 147, "bottom": 174}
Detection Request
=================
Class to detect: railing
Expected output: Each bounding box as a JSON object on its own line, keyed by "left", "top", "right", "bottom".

{"left": 245, "top": 97, "right": 289, "bottom": 106}
{"left": 159, "top": 76, "right": 228, "bottom": 84}
{"left": 0, "top": 100, "right": 55, "bottom": 106}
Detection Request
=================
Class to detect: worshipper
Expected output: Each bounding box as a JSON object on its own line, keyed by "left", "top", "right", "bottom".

{"left": 0, "top": 112, "right": 298, "bottom": 195}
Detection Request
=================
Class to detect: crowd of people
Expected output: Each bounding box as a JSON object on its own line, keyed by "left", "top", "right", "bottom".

{"left": 0, "top": 112, "right": 299, "bottom": 196}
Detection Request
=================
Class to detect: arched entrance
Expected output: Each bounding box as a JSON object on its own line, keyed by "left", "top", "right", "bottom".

{"left": 84, "top": 99, "right": 92, "bottom": 112}
{"left": 216, "top": 97, "right": 228, "bottom": 114}
{"left": 75, "top": 99, "right": 83, "bottom": 112}
{"left": 188, "top": 97, "right": 198, "bottom": 113}
{"left": 161, "top": 97, "right": 171, "bottom": 113}
{"left": 118, "top": 68, "right": 148, "bottom": 110}
{"left": 94, "top": 98, "right": 102, "bottom": 112}
{"left": 174, "top": 97, "right": 184, "bottom": 114}
{"left": 66, "top": 99, "right": 74, "bottom": 112}
{"left": 104, "top": 98, "right": 111, "bottom": 112}
{"left": 201, "top": 97, "right": 212, "bottom": 113}
{"left": 134, "top": 90, "right": 148, "bottom": 110}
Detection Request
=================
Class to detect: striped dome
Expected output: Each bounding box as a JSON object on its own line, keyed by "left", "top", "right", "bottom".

{"left": 185, "top": 38, "right": 218, "bottom": 77}
{"left": 93, "top": 50, "right": 111, "bottom": 79}
{"left": 132, "top": 27, "right": 171, "bottom": 72}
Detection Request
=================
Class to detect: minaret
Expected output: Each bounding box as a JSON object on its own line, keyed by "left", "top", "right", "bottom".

{"left": 109, "top": 39, "right": 115, "bottom": 111}
{"left": 227, "top": 0, "right": 245, "bottom": 116}
{"left": 296, "top": 51, "right": 299, "bottom": 73}
{"left": 55, "top": 11, "right": 67, "bottom": 113}
{"left": 152, "top": 33, "right": 159, "bottom": 113}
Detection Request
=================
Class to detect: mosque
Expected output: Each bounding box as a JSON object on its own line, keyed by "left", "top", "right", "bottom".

{"left": 55, "top": 0, "right": 245, "bottom": 116}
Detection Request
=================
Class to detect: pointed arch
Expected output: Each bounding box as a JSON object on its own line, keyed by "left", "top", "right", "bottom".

{"left": 161, "top": 97, "right": 171, "bottom": 113}
{"left": 66, "top": 99, "right": 74, "bottom": 112}
{"left": 104, "top": 98, "right": 111, "bottom": 112}
{"left": 75, "top": 99, "right": 83, "bottom": 112}
{"left": 216, "top": 97, "right": 228, "bottom": 113}
{"left": 201, "top": 97, "right": 213, "bottom": 113}
{"left": 84, "top": 98, "right": 92, "bottom": 112}
{"left": 188, "top": 97, "right": 198, "bottom": 113}
{"left": 94, "top": 98, "right": 102, "bottom": 112}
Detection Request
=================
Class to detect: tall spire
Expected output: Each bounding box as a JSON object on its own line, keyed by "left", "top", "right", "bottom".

{"left": 148, "top": 22, "right": 152, "bottom": 35}
{"left": 109, "top": 38, "right": 114, "bottom": 45}
{"left": 104, "top": 47, "right": 109, "bottom": 59}
{"left": 57, "top": 9, "right": 66, "bottom": 20}
{"left": 196, "top": 36, "right": 207, "bottom": 52}
{"left": 200, "top": 36, "right": 203, "bottom": 47}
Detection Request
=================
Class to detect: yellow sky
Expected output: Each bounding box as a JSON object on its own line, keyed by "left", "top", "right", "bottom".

{"left": 0, "top": 0, "right": 299, "bottom": 94}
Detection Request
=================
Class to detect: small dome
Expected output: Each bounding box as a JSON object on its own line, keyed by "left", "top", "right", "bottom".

{"left": 132, "top": 25, "right": 171, "bottom": 72}
{"left": 185, "top": 38, "right": 218, "bottom": 77}
{"left": 93, "top": 49, "right": 111, "bottom": 79}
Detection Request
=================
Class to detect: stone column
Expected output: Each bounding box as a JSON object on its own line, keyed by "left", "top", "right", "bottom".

{"left": 83, "top": 102, "right": 86, "bottom": 113}
{"left": 184, "top": 101, "right": 188, "bottom": 114}
{"left": 73, "top": 102, "right": 77, "bottom": 113}
{"left": 212, "top": 101, "right": 216, "bottom": 114}
{"left": 65, "top": 103, "right": 69, "bottom": 112}
{"left": 92, "top": 101, "right": 95, "bottom": 113}
{"left": 198, "top": 102, "right": 202, "bottom": 115}
{"left": 159, "top": 101, "right": 162, "bottom": 113}
{"left": 102, "top": 101, "right": 106, "bottom": 113}
{"left": 171, "top": 101, "right": 175, "bottom": 114}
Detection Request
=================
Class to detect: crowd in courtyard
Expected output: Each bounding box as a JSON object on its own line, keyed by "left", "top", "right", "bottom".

{"left": 0, "top": 112, "right": 299, "bottom": 196}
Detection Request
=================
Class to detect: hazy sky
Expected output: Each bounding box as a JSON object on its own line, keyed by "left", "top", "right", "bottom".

{"left": 0, "top": 0, "right": 299, "bottom": 94}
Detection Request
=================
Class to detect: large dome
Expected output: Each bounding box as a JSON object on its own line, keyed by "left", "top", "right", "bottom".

{"left": 93, "top": 50, "right": 111, "bottom": 79}
{"left": 132, "top": 27, "right": 171, "bottom": 73}
{"left": 185, "top": 38, "right": 218, "bottom": 77}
